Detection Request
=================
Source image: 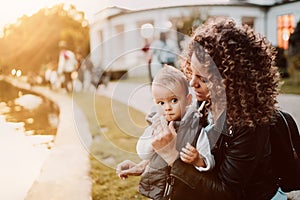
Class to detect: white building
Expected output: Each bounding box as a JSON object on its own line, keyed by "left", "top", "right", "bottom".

{"left": 89, "top": 0, "right": 300, "bottom": 78}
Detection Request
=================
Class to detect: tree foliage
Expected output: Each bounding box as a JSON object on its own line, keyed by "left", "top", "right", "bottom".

{"left": 175, "top": 8, "right": 207, "bottom": 51}
{"left": 286, "top": 20, "right": 300, "bottom": 85}
{"left": 288, "top": 20, "right": 300, "bottom": 58}
{"left": 0, "top": 3, "right": 90, "bottom": 75}
{"left": 176, "top": 9, "right": 206, "bottom": 36}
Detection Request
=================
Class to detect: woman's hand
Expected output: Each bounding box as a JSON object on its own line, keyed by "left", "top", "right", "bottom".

{"left": 180, "top": 143, "right": 206, "bottom": 167}
{"left": 151, "top": 120, "right": 179, "bottom": 165}
{"left": 116, "top": 160, "right": 149, "bottom": 180}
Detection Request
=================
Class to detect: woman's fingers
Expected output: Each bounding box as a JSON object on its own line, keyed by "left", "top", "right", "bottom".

{"left": 180, "top": 143, "right": 198, "bottom": 163}
{"left": 180, "top": 151, "right": 192, "bottom": 163}
{"left": 181, "top": 147, "right": 193, "bottom": 156}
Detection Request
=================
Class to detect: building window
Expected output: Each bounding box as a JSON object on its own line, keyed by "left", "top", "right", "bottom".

{"left": 114, "top": 24, "right": 124, "bottom": 34}
{"left": 98, "top": 30, "right": 103, "bottom": 43}
{"left": 277, "top": 14, "right": 294, "bottom": 49}
{"left": 242, "top": 17, "right": 255, "bottom": 28}
{"left": 137, "top": 20, "right": 154, "bottom": 29}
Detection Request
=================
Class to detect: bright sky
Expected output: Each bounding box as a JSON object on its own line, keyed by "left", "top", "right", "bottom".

{"left": 0, "top": 0, "right": 278, "bottom": 31}
{"left": 0, "top": 0, "right": 108, "bottom": 31}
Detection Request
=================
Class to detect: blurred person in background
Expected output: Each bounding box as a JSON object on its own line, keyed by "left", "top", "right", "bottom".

{"left": 147, "top": 31, "right": 180, "bottom": 82}
{"left": 57, "top": 41, "right": 77, "bottom": 92}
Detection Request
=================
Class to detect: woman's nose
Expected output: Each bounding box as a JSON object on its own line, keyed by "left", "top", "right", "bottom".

{"left": 189, "top": 76, "right": 198, "bottom": 87}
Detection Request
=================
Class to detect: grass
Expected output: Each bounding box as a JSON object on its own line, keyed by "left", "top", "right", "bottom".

{"left": 73, "top": 91, "right": 148, "bottom": 200}
{"left": 280, "top": 71, "right": 300, "bottom": 95}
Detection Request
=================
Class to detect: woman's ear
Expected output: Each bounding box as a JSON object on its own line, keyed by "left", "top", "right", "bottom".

{"left": 187, "top": 93, "right": 193, "bottom": 106}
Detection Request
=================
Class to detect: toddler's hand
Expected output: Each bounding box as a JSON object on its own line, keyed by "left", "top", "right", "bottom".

{"left": 116, "top": 160, "right": 149, "bottom": 180}
{"left": 146, "top": 105, "right": 164, "bottom": 127}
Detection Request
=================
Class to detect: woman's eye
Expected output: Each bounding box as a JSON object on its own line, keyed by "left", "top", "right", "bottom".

{"left": 198, "top": 76, "right": 208, "bottom": 83}
{"left": 171, "top": 98, "right": 178, "bottom": 103}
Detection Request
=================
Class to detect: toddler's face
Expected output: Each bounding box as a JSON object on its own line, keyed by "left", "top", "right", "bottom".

{"left": 152, "top": 84, "right": 190, "bottom": 122}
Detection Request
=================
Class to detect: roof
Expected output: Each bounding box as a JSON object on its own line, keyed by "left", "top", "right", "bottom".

{"left": 104, "top": 0, "right": 295, "bottom": 11}
{"left": 94, "top": 0, "right": 297, "bottom": 20}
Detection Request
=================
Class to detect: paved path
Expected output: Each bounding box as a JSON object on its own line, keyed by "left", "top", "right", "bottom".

{"left": 96, "top": 81, "right": 154, "bottom": 115}
{"left": 277, "top": 94, "right": 300, "bottom": 129}
{"left": 25, "top": 88, "right": 92, "bottom": 200}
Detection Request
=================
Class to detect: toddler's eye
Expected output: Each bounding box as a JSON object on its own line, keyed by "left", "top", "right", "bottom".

{"left": 158, "top": 101, "right": 164, "bottom": 106}
{"left": 171, "top": 98, "right": 178, "bottom": 103}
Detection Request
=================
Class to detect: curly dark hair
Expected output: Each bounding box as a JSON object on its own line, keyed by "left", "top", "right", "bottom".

{"left": 181, "top": 17, "right": 280, "bottom": 127}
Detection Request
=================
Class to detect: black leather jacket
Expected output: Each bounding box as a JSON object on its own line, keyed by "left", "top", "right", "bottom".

{"left": 171, "top": 123, "right": 278, "bottom": 200}
{"left": 213, "top": 124, "right": 278, "bottom": 199}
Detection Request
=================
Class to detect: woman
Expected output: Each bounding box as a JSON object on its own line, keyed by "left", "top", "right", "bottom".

{"left": 118, "top": 17, "right": 285, "bottom": 199}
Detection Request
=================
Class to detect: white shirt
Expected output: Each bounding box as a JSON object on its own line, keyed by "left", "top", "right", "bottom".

{"left": 57, "top": 50, "right": 77, "bottom": 73}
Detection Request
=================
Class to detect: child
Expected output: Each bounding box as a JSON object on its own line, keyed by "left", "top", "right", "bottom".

{"left": 136, "top": 65, "right": 214, "bottom": 200}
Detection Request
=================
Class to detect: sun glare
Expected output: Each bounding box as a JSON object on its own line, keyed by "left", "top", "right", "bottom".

{"left": 0, "top": 0, "right": 107, "bottom": 33}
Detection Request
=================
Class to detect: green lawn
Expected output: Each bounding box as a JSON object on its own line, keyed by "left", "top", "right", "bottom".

{"left": 73, "top": 91, "right": 148, "bottom": 200}
{"left": 280, "top": 71, "right": 300, "bottom": 95}
{"left": 280, "top": 77, "right": 300, "bottom": 94}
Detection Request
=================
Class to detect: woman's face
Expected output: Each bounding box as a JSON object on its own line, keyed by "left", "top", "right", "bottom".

{"left": 187, "top": 53, "right": 210, "bottom": 102}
